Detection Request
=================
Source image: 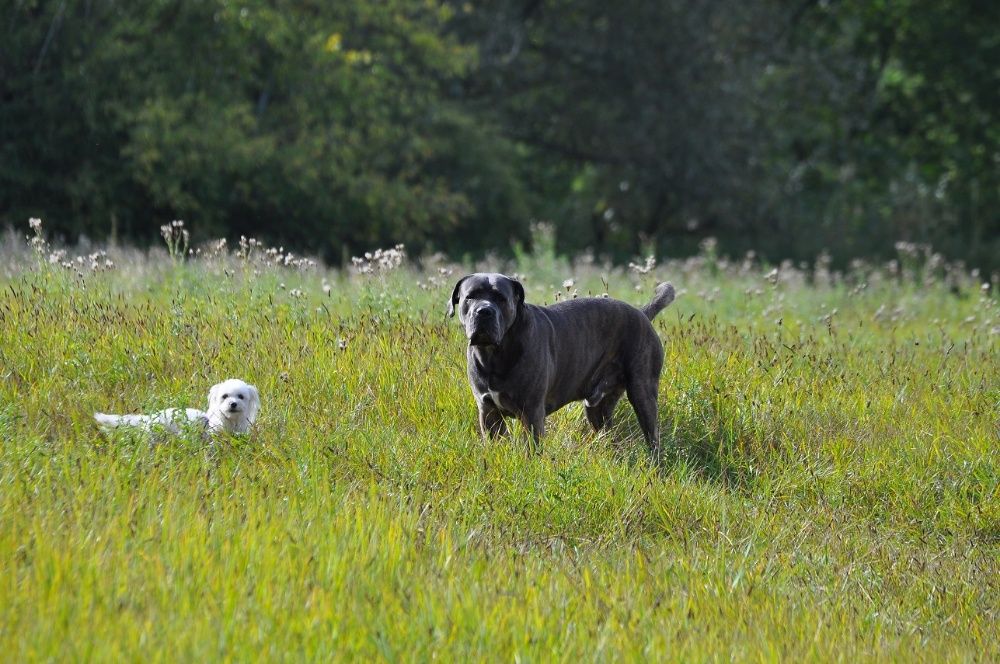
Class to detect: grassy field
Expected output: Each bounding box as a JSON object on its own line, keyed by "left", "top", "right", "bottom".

{"left": 1, "top": 225, "right": 997, "bottom": 661}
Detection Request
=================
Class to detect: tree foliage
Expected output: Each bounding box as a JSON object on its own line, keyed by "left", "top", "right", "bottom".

{"left": 1, "top": 0, "right": 997, "bottom": 267}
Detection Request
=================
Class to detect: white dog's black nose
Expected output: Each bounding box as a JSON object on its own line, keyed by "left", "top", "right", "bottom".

{"left": 228, "top": 402, "right": 239, "bottom": 411}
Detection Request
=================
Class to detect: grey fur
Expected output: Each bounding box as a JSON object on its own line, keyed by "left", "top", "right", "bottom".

{"left": 449, "top": 273, "right": 675, "bottom": 457}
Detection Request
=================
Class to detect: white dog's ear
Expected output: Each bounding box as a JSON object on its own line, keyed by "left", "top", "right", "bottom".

{"left": 207, "top": 383, "right": 224, "bottom": 410}
{"left": 245, "top": 384, "right": 260, "bottom": 424}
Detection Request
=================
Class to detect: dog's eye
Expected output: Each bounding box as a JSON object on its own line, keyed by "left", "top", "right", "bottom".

{"left": 237, "top": 394, "right": 244, "bottom": 400}
{"left": 222, "top": 394, "right": 228, "bottom": 399}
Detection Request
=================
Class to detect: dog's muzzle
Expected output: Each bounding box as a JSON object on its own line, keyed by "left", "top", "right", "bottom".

{"left": 467, "top": 307, "right": 502, "bottom": 346}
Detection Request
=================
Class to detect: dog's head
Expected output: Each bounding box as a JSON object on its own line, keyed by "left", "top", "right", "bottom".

{"left": 448, "top": 273, "right": 525, "bottom": 347}
{"left": 207, "top": 378, "right": 260, "bottom": 432}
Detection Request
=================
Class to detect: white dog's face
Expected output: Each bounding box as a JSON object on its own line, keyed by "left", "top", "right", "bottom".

{"left": 206, "top": 379, "right": 260, "bottom": 433}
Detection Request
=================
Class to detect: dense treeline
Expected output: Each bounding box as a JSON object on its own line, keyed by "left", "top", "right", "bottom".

{"left": 2, "top": 1, "right": 997, "bottom": 268}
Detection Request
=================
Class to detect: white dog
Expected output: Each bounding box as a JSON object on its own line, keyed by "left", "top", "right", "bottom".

{"left": 94, "top": 378, "right": 260, "bottom": 436}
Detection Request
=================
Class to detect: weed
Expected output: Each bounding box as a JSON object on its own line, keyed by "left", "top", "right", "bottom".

{"left": 0, "top": 221, "right": 997, "bottom": 660}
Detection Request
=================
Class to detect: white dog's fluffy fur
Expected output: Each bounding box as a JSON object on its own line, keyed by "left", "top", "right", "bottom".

{"left": 94, "top": 378, "right": 260, "bottom": 436}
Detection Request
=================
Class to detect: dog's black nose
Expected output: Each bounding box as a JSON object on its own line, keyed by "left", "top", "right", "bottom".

{"left": 228, "top": 403, "right": 238, "bottom": 411}
{"left": 476, "top": 307, "right": 494, "bottom": 319}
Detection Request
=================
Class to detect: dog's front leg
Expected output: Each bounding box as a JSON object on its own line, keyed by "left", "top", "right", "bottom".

{"left": 520, "top": 405, "right": 546, "bottom": 454}
{"left": 478, "top": 398, "right": 509, "bottom": 439}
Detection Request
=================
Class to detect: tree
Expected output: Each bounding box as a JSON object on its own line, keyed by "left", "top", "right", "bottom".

{"left": 2, "top": 1, "right": 997, "bottom": 268}
{"left": 0, "top": 1, "right": 529, "bottom": 259}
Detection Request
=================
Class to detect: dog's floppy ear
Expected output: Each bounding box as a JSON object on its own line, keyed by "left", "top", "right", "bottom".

{"left": 207, "top": 383, "right": 224, "bottom": 410}
{"left": 507, "top": 275, "right": 525, "bottom": 309}
{"left": 245, "top": 384, "right": 261, "bottom": 424}
{"left": 447, "top": 275, "right": 470, "bottom": 318}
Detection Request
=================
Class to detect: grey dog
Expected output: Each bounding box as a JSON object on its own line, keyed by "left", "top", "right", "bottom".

{"left": 449, "top": 273, "right": 675, "bottom": 457}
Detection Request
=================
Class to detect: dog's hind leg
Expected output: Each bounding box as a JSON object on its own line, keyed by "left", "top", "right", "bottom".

{"left": 625, "top": 378, "right": 661, "bottom": 462}
{"left": 625, "top": 339, "right": 665, "bottom": 461}
{"left": 585, "top": 387, "right": 624, "bottom": 432}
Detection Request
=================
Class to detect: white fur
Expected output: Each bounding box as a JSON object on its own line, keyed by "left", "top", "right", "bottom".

{"left": 94, "top": 379, "right": 260, "bottom": 436}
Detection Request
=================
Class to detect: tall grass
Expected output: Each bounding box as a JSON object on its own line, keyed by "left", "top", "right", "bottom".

{"left": 0, "top": 223, "right": 997, "bottom": 661}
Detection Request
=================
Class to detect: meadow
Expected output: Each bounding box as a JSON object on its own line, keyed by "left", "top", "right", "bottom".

{"left": 0, "top": 222, "right": 997, "bottom": 661}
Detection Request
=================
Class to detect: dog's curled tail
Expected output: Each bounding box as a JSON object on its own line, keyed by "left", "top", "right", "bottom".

{"left": 94, "top": 412, "right": 146, "bottom": 428}
{"left": 94, "top": 412, "right": 123, "bottom": 428}
{"left": 641, "top": 282, "right": 676, "bottom": 320}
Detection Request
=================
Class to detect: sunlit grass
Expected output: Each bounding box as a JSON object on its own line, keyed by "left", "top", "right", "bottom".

{"left": 0, "top": 228, "right": 997, "bottom": 660}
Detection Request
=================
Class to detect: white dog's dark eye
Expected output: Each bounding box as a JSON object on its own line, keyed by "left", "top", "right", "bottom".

{"left": 222, "top": 394, "right": 229, "bottom": 399}
{"left": 237, "top": 394, "right": 244, "bottom": 400}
